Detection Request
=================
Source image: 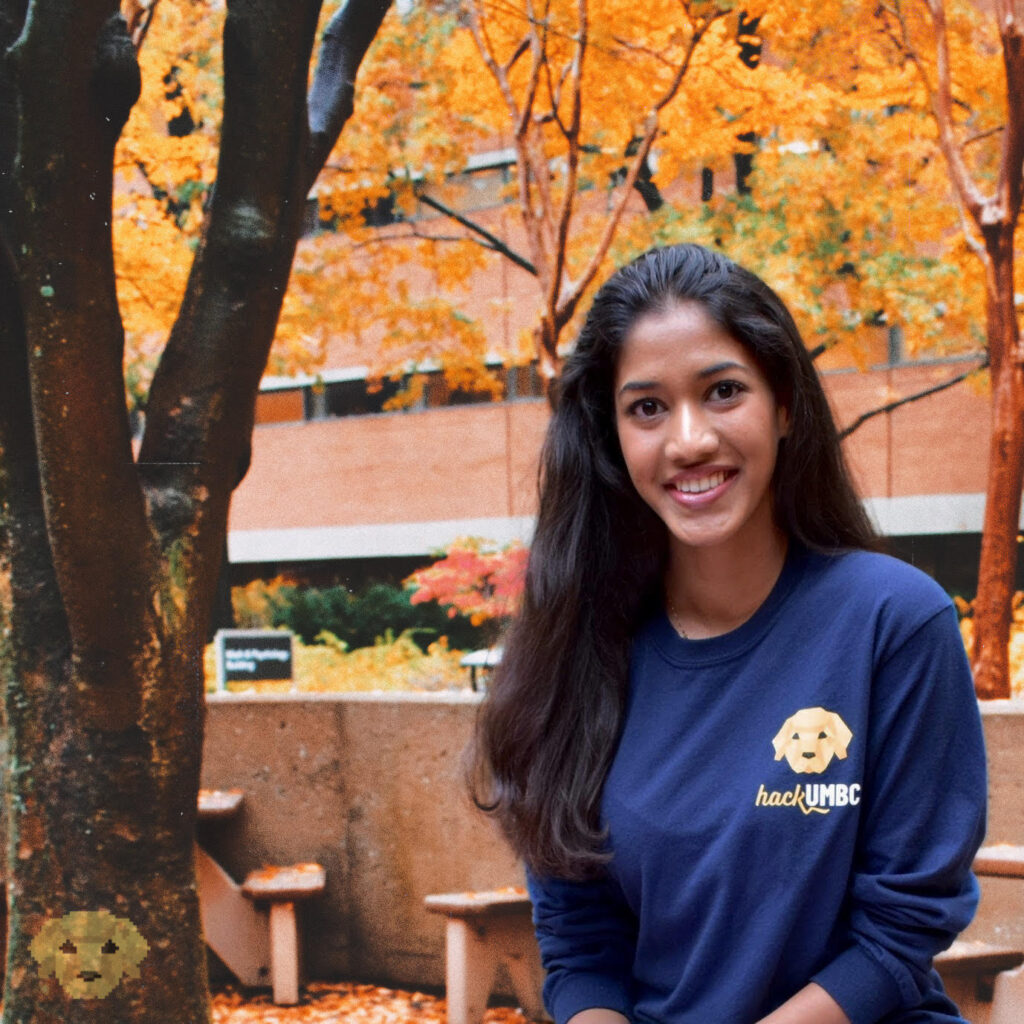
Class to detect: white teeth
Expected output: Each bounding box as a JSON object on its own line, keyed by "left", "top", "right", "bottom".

{"left": 675, "top": 471, "right": 727, "bottom": 494}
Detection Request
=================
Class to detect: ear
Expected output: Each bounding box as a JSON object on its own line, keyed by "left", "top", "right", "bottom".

{"left": 776, "top": 402, "right": 790, "bottom": 440}
{"left": 772, "top": 717, "right": 794, "bottom": 758}
{"left": 828, "top": 712, "right": 853, "bottom": 757}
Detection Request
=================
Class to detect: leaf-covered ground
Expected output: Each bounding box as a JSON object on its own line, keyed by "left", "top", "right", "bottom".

{"left": 212, "top": 982, "right": 537, "bottom": 1024}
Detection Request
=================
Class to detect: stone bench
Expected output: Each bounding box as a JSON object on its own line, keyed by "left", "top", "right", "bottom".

{"left": 241, "top": 862, "right": 326, "bottom": 1006}
{"left": 424, "top": 887, "right": 548, "bottom": 1024}
{"left": 934, "top": 845, "right": 1024, "bottom": 1024}
{"left": 935, "top": 940, "right": 1024, "bottom": 1001}
{"left": 430, "top": 848, "right": 1024, "bottom": 1024}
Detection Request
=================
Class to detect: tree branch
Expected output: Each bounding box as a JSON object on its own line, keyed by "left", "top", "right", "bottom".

{"left": 140, "top": 0, "right": 325, "bottom": 628}
{"left": 306, "top": 0, "right": 393, "bottom": 192}
{"left": 995, "top": 0, "right": 1024, "bottom": 225}
{"left": 467, "top": 0, "right": 551, "bottom": 298}
{"left": 547, "top": 0, "right": 585, "bottom": 319}
{"left": 558, "top": 6, "right": 728, "bottom": 327}
{"left": 837, "top": 358, "right": 988, "bottom": 439}
{"left": 415, "top": 191, "right": 537, "bottom": 274}
{"left": 0, "top": 234, "right": 71, "bottom": 665}
{"left": 7, "top": 5, "right": 158, "bottom": 682}
{"left": 123, "top": 0, "right": 159, "bottom": 49}
{"left": 921, "top": 0, "right": 990, "bottom": 218}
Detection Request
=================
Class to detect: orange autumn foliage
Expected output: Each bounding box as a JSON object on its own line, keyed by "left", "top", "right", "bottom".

{"left": 211, "top": 982, "right": 537, "bottom": 1024}
{"left": 406, "top": 538, "right": 528, "bottom": 625}
{"left": 316, "top": 0, "right": 996, "bottom": 391}
{"left": 118, "top": 1, "right": 1004, "bottom": 399}
{"left": 114, "top": 1, "right": 331, "bottom": 408}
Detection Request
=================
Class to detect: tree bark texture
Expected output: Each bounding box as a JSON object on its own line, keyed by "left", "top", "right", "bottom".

{"left": 971, "top": 231, "right": 1024, "bottom": 700}
{"left": 908, "top": 0, "right": 1024, "bottom": 699}
{"left": 0, "top": 0, "right": 391, "bottom": 1020}
{"left": 959, "top": 0, "right": 1024, "bottom": 700}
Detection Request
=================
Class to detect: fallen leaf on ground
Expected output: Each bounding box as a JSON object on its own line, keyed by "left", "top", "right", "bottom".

{"left": 212, "top": 982, "right": 539, "bottom": 1024}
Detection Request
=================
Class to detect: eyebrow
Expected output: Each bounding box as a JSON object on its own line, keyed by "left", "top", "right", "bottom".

{"left": 617, "top": 361, "right": 750, "bottom": 396}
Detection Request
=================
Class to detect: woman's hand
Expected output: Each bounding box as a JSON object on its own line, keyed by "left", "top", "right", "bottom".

{"left": 566, "top": 1010, "right": 631, "bottom": 1024}
{"left": 755, "top": 982, "right": 851, "bottom": 1024}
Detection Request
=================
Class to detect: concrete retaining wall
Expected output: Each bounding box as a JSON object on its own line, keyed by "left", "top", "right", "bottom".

{"left": 200, "top": 693, "right": 1024, "bottom": 989}
{"left": 963, "top": 701, "right": 1024, "bottom": 951}
{"left": 200, "top": 691, "right": 520, "bottom": 988}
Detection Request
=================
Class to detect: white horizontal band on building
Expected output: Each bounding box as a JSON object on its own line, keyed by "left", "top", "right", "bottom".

{"left": 227, "top": 495, "right": 1024, "bottom": 563}
{"left": 228, "top": 516, "right": 536, "bottom": 563}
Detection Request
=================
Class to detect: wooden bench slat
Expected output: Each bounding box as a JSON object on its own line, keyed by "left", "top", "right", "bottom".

{"left": 935, "top": 940, "right": 1024, "bottom": 975}
{"left": 424, "top": 887, "right": 530, "bottom": 917}
{"left": 974, "top": 845, "right": 1024, "bottom": 879}
{"left": 243, "top": 863, "right": 326, "bottom": 901}
{"left": 198, "top": 788, "right": 245, "bottom": 820}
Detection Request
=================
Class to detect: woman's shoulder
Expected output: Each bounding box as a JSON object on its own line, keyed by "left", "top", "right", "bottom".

{"left": 799, "top": 546, "right": 953, "bottom": 622}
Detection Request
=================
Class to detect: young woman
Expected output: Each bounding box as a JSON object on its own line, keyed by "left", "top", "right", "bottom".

{"left": 471, "top": 244, "right": 987, "bottom": 1024}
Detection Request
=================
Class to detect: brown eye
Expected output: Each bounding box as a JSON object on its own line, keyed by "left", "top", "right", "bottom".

{"left": 629, "top": 398, "right": 662, "bottom": 418}
{"left": 102, "top": 939, "right": 119, "bottom": 954}
{"left": 709, "top": 380, "right": 743, "bottom": 402}
{"left": 60, "top": 939, "right": 77, "bottom": 955}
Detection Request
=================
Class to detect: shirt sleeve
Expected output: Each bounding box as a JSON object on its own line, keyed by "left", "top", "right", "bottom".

{"left": 811, "top": 604, "right": 987, "bottom": 1024}
{"left": 526, "top": 867, "right": 638, "bottom": 1024}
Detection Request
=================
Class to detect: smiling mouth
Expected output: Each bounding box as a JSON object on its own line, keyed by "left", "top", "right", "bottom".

{"left": 672, "top": 470, "right": 732, "bottom": 495}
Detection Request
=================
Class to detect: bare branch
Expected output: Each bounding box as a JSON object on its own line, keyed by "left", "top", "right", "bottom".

{"left": 920, "top": 0, "right": 990, "bottom": 217}
{"left": 559, "top": 7, "right": 729, "bottom": 325}
{"left": 963, "top": 124, "right": 1005, "bottom": 148}
{"left": 837, "top": 358, "right": 988, "bottom": 439}
{"left": 517, "top": 0, "right": 545, "bottom": 139}
{"left": 954, "top": 198, "right": 987, "bottom": 262}
{"left": 467, "top": 0, "right": 552, "bottom": 297}
{"left": 416, "top": 191, "right": 537, "bottom": 274}
{"left": 307, "top": 0, "right": 394, "bottom": 192}
{"left": 123, "top": 0, "right": 158, "bottom": 49}
{"left": 546, "top": 0, "right": 585, "bottom": 316}
{"left": 467, "top": 0, "right": 522, "bottom": 124}
{"left": 504, "top": 34, "right": 531, "bottom": 74}
{"left": 610, "top": 34, "right": 678, "bottom": 69}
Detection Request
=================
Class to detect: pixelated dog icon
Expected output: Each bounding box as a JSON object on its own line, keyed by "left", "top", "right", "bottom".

{"left": 30, "top": 909, "right": 149, "bottom": 999}
{"left": 772, "top": 707, "right": 853, "bottom": 775}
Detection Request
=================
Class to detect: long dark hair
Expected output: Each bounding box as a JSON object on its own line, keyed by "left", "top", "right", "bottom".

{"left": 471, "top": 244, "right": 877, "bottom": 879}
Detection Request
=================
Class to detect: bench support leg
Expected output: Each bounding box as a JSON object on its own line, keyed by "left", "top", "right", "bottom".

{"left": 491, "top": 915, "right": 547, "bottom": 1020}
{"left": 446, "top": 919, "right": 498, "bottom": 1024}
{"left": 195, "top": 846, "right": 270, "bottom": 988}
{"left": 443, "top": 915, "right": 549, "bottom": 1024}
{"left": 267, "top": 900, "right": 300, "bottom": 1006}
{"left": 992, "top": 964, "right": 1024, "bottom": 1024}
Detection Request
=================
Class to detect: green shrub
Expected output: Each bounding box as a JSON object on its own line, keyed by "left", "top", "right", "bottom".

{"left": 237, "top": 579, "right": 486, "bottom": 651}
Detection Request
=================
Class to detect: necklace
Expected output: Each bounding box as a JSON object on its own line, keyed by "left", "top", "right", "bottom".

{"left": 665, "top": 593, "right": 688, "bottom": 639}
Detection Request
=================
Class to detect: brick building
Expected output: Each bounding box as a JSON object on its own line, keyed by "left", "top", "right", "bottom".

{"left": 227, "top": 163, "right": 1012, "bottom": 600}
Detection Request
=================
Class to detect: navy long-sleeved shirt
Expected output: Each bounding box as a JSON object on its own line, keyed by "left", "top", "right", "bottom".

{"left": 528, "top": 546, "right": 987, "bottom": 1024}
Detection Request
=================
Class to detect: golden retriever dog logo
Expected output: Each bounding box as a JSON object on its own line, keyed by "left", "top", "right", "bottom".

{"left": 773, "top": 707, "right": 852, "bottom": 775}
{"left": 30, "top": 909, "right": 149, "bottom": 999}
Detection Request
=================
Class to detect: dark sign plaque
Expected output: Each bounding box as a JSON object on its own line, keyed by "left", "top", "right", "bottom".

{"left": 214, "top": 629, "right": 294, "bottom": 690}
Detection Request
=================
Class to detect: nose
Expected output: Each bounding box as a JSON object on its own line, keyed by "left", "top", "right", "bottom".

{"left": 665, "top": 402, "right": 718, "bottom": 462}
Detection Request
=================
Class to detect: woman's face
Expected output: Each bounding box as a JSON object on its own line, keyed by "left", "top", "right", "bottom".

{"left": 613, "top": 301, "right": 788, "bottom": 560}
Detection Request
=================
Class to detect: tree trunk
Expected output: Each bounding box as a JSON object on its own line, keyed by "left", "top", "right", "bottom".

{"left": 0, "top": 0, "right": 393, "bottom": 1019}
{"left": 0, "top": 7, "right": 210, "bottom": 1017}
{"left": 971, "top": 232, "right": 1024, "bottom": 699}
